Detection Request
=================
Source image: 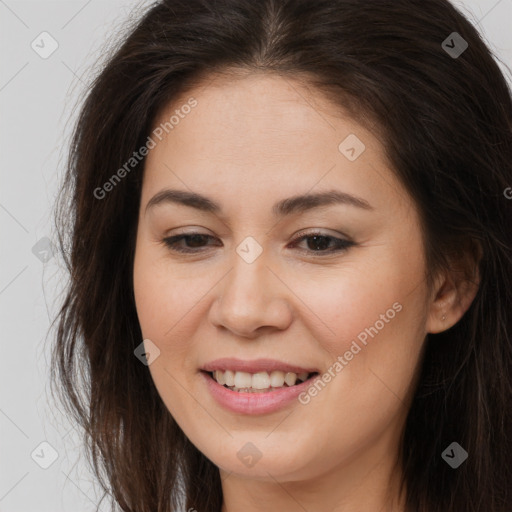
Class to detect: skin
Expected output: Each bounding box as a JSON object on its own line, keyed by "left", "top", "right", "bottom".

{"left": 132, "top": 71, "right": 479, "bottom": 512}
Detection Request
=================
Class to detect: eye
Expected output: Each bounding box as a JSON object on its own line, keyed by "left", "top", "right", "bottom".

{"left": 288, "top": 231, "right": 355, "bottom": 255}
{"left": 162, "top": 233, "right": 219, "bottom": 253}
{"left": 161, "top": 231, "right": 355, "bottom": 256}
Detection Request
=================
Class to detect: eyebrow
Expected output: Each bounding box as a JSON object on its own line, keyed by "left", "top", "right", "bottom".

{"left": 145, "top": 188, "right": 374, "bottom": 217}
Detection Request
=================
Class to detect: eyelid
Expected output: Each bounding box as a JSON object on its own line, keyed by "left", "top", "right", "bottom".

{"left": 291, "top": 227, "right": 351, "bottom": 241}
{"left": 161, "top": 228, "right": 354, "bottom": 256}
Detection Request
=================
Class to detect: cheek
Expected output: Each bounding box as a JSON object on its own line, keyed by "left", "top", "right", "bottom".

{"left": 298, "top": 239, "right": 429, "bottom": 414}
{"left": 133, "top": 245, "right": 208, "bottom": 424}
{"left": 134, "top": 236, "right": 193, "bottom": 336}
{"left": 297, "top": 255, "right": 424, "bottom": 357}
{"left": 133, "top": 243, "right": 219, "bottom": 376}
{"left": 293, "top": 268, "right": 427, "bottom": 470}
{"left": 133, "top": 243, "right": 187, "bottom": 359}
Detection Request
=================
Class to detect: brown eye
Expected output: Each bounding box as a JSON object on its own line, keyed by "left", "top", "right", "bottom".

{"left": 161, "top": 231, "right": 355, "bottom": 256}
{"left": 288, "top": 232, "right": 355, "bottom": 255}
{"left": 162, "top": 233, "right": 220, "bottom": 253}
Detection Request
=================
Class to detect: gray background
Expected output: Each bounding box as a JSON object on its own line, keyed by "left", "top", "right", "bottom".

{"left": 1, "top": 0, "right": 511, "bottom": 510}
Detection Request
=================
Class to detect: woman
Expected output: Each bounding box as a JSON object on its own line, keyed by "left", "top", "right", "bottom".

{"left": 51, "top": 0, "right": 512, "bottom": 510}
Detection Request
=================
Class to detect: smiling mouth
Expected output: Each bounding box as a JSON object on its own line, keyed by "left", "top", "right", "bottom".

{"left": 204, "top": 370, "right": 319, "bottom": 393}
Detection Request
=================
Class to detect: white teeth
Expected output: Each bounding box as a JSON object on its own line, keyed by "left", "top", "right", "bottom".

{"left": 234, "top": 371, "right": 252, "bottom": 389}
{"left": 214, "top": 370, "right": 225, "bottom": 385}
{"left": 224, "top": 369, "right": 235, "bottom": 387}
{"left": 252, "top": 372, "right": 270, "bottom": 390}
{"left": 269, "top": 370, "right": 285, "bottom": 387}
{"left": 210, "top": 369, "right": 312, "bottom": 390}
{"left": 284, "top": 372, "right": 297, "bottom": 386}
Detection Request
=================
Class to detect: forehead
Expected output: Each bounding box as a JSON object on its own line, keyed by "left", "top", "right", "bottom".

{"left": 141, "top": 72, "right": 405, "bottom": 216}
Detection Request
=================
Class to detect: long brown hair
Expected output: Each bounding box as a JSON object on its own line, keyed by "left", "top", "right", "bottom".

{"left": 50, "top": 1, "right": 512, "bottom": 510}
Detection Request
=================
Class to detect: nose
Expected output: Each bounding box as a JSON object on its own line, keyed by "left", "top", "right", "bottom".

{"left": 208, "top": 252, "right": 293, "bottom": 339}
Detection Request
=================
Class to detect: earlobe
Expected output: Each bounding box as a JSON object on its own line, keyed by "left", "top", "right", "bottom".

{"left": 426, "top": 273, "right": 458, "bottom": 334}
{"left": 426, "top": 240, "right": 482, "bottom": 334}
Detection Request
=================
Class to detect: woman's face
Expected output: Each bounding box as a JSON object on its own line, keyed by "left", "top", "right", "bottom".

{"left": 133, "top": 72, "right": 435, "bottom": 484}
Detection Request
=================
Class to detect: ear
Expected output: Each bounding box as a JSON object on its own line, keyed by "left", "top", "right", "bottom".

{"left": 426, "top": 238, "right": 482, "bottom": 334}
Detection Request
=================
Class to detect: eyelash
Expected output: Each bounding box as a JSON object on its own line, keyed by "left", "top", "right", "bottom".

{"left": 161, "top": 231, "right": 355, "bottom": 256}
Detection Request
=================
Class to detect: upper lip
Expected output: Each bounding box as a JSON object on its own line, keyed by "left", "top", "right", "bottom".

{"left": 201, "top": 358, "right": 318, "bottom": 374}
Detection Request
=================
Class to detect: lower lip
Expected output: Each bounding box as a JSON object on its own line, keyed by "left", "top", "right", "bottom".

{"left": 201, "top": 371, "right": 317, "bottom": 415}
